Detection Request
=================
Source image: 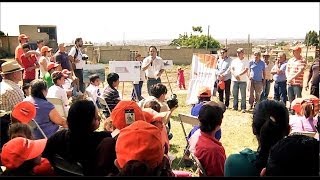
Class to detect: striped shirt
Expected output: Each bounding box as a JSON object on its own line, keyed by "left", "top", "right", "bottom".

{"left": 0, "top": 79, "right": 25, "bottom": 112}
{"left": 102, "top": 85, "right": 120, "bottom": 112}
{"left": 286, "top": 57, "right": 306, "bottom": 86}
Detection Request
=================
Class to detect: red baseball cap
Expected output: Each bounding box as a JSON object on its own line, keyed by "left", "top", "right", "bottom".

{"left": 111, "top": 100, "right": 144, "bottom": 130}
{"left": 291, "top": 98, "right": 304, "bottom": 113}
{"left": 61, "top": 69, "right": 71, "bottom": 76}
{"left": 115, "top": 120, "right": 163, "bottom": 169}
{"left": 1, "top": 137, "right": 47, "bottom": 169}
{"left": 291, "top": 46, "right": 302, "bottom": 52}
{"left": 47, "top": 62, "right": 60, "bottom": 71}
{"left": 11, "top": 101, "right": 36, "bottom": 124}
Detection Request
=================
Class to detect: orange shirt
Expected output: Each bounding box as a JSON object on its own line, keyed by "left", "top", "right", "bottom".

{"left": 15, "top": 44, "right": 24, "bottom": 65}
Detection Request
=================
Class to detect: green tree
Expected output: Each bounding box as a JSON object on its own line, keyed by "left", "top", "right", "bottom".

{"left": 170, "top": 26, "right": 220, "bottom": 49}
{"left": 304, "top": 30, "right": 319, "bottom": 46}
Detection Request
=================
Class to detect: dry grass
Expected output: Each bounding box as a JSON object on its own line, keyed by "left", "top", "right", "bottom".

{"left": 105, "top": 64, "right": 259, "bottom": 173}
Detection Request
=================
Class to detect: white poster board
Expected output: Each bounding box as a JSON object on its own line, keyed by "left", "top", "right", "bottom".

{"left": 186, "top": 53, "right": 218, "bottom": 105}
{"left": 162, "top": 60, "right": 174, "bottom": 69}
{"left": 83, "top": 64, "right": 106, "bottom": 83}
{"left": 109, "top": 61, "right": 141, "bottom": 82}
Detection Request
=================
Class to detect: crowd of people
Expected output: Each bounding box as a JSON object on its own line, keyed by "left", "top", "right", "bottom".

{"left": 0, "top": 34, "right": 318, "bottom": 176}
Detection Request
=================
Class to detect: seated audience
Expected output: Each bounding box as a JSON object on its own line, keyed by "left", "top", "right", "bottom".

{"left": 0, "top": 137, "right": 48, "bottom": 176}
{"left": 224, "top": 100, "right": 290, "bottom": 176}
{"left": 85, "top": 74, "right": 101, "bottom": 106}
{"left": 189, "top": 102, "right": 226, "bottom": 176}
{"left": 47, "top": 71, "right": 70, "bottom": 113}
{"left": 102, "top": 73, "right": 120, "bottom": 113}
{"left": 93, "top": 100, "right": 144, "bottom": 176}
{"left": 42, "top": 100, "right": 111, "bottom": 176}
{"left": 261, "top": 135, "right": 319, "bottom": 176}
{"left": 43, "top": 62, "right": 60, "bottom": 88}
{"left": 22, "top": 83, "right": 31, "bottom": 98}
{"left": 24, "top": 79, "right": 67, "bottom": 139}
{"left": 115, "top": 120, "right": 174, "bottom": 176}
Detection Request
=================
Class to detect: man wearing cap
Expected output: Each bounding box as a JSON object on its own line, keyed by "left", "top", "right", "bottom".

{"left": 248, "top": 51, "right": 266, "bottom": 109}
{"left": 14, "top": 34, "right": 29, "bottom": 67}
{"left": 142, "top": 46, "right": 164, "bottom": 95}
{"left": 215, "top": 48, "right": 232, "bottom": 108}
{"left": 43, "top": 62, "right": 60, "bottom": 88}
{"left": 68, "top": 37, "right": 85, "bottom": 93}
{"left": 20, "top": 43, "right": 40, "bottom": 85}
{"left": 230, "top": 48, "right": 249, "bottom": 112}
{"left": 285, "top": 46, "right": 306, "bottom": 106}
{"left": 271, "top": 52, "right": 288, "bottom": 103}
{"left": 55, "top": 43, "right": 72, "bottom": 71}
{"left": 0, "top": 61, "right": 25, "bottom": 112}
{"left": 260, "top": 51, "right": 274, "bottom": 101}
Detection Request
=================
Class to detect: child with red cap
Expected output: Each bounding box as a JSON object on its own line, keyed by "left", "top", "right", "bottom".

{"left": 1, "top": 137, "right": 48, "bottom": 176}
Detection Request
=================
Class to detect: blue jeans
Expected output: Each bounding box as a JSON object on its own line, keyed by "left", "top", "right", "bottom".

{"left": 147, "top": 78, "right": 161, "bottom": 95}
{"left": 288, "top": 85, "right": 302, "bottom": 103}
{"left": 131, "top": 81, "right": 144, "bottom": 101}
{"left": 274, "top": 81, "right": 287, "bottom": 103}
{"left": 232, "top": 81, "right": 247, "bottom": 110}
{"left": 260, "top": 80, "right": 271, "bottom": 101}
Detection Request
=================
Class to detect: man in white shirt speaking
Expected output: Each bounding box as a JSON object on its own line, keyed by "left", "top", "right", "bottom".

{"left": 141, "top": 46, "right": 164, "bottom": 95}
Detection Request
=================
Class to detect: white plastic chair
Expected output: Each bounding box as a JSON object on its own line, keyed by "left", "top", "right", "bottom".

{"left": 47, "top": 98, "right": 68, "bottom": 118}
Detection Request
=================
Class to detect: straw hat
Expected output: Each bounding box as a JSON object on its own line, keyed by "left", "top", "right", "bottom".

{"left": 0, "top": 60, "right": 24, "bottom": 75}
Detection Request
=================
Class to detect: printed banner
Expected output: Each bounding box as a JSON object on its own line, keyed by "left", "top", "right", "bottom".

{"left": 109, "top": 61, "right": 141, "bottom": 82}
{"left": 186, "top": 53, "right": 218, "bottom": 105}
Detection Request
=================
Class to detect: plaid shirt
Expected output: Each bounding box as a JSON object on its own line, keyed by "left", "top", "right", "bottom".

{"left": 286, "top": 57, "right": 306, "bottom": 86}
{"left": 0, "top": 79, "right": 24, "bottom": 112}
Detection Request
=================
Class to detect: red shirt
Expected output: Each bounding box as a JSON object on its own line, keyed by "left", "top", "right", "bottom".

{"left": 195, "top": 131, "right": 226, "bottom": 176}
{"left": 20, "top": 54, "right": 37, "bottom": 80}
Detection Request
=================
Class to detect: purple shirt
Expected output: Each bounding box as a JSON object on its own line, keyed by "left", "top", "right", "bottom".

{"left": 24, "top": 97, "right": 58, "bottom": 139}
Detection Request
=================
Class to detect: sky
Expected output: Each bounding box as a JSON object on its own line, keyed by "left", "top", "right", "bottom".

{"left": 0, "top": 2, "right": 319, "bottom": 44}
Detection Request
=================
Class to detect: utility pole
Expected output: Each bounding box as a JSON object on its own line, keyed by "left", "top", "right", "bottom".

{"left": 206, "top": 25, "right": 210, "bottom": 50}
{"left": 225, "top": 38, "right": 227, "bottom": 48}
{"left": 248, "top": 34, "right": 250, "bottom": 60}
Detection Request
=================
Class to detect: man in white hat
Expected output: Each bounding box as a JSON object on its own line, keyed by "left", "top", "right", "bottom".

{"left": 0, "top": 60, "right": 25, "bottom": 111}
{"left": 260, "top": 51, "right": 274, "bottom": 101}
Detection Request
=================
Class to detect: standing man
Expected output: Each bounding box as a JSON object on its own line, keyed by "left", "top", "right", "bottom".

{"left": 36, "top": 39, "right": 44, "bottom": 79}
{"left": 248, "top": 51, "right": 266, "bottom": 109}
{"left": 15, "top": 34, "right": 29, "bottom": 67}
{"left": 285, "top": 46, "right": 306, "bottom": 106}
{"left": 55, "top": 43, "right": 72, "bottom": 71}
{"left": 215, "top": 48, "right": 232, "bottom": 108}
{"left": 305, "top": 58, "right": 319, "bottom": 98}
{"left": 271, "top": 52, "right": 287, "bottom": 103}
{"left": 20, "top": 43, "right": 40, "bottom": 85}
{"left": 260, "top": 51, "right": 274, "bottom": 101}
{"left": 230, "top": 48, "right": 249, "bottom": 113}
{"left": 131, "top": 53, "right": 145, "bottom": 101}
{"left": 142, "top": 46, "right": 164, "bottom": 95}
{"left": 68, "top": 38, "right": 85, "bottom": 93}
